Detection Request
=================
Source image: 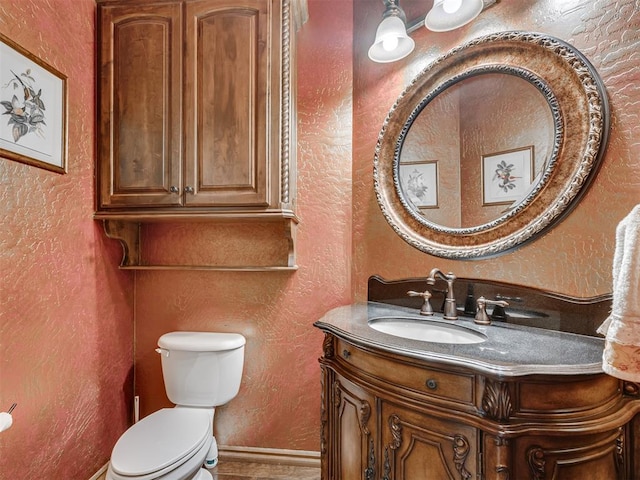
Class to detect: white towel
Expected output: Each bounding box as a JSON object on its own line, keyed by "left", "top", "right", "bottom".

{"left": 597, "top": 204, "right": 640, "bottom": 381}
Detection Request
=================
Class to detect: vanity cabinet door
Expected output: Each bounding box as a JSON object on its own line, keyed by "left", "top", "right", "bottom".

{"left": 512, "top": 429, "right": 626, "bottom": 480}
{"left": 328, "top": 372, "right": 378, "bottom": 480}
{"left": 97, "top": 2, "right": 183, "bottom": 208}
{"left": 380, "top": 401, "right": 477, "bottom": 480}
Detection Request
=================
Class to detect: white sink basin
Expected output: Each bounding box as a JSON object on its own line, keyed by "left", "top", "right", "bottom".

{"left": 368, "top": 317, "right": 487, "bottom": 344}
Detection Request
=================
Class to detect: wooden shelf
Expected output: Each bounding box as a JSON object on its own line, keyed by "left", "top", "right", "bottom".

{"left": 94, "top": 210, "right": 299, "bottom": 223}
{"left": 100, "top": 215, "right": 298, "bottom": 271}
{"left": 118, "top": 265, "right": 298, "bottom": 272}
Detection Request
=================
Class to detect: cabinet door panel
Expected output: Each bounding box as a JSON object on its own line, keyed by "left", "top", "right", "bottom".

{"left": 331, "top": 374, "right": 376, "bottom": 480}
{"left": 185, "top": 0, "right": 270, "bottom": 207}
{"left": 381, "top": 402, "right": 477, "bottom": 480}
{"left": 98, "top": 4, "right": 182, "bottom": 207}
{"left": 515, "top": 430, "right": 625, "bottom": 480}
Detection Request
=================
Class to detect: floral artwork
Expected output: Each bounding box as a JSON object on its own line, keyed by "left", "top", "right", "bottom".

{"left": 2, "top": 69, "right": 47, "bottom": 143}
{"left": 492, "top": 159, "right": 520, "bottom": 194}
{"left": 0, "top": 33, "right": 66, "bottom": 173}
{"left": 399, "top": 161, "right": 438, "bottom": 208}
{"left": 406, "top": 169, "right": 429, "bottom": 201}
{"left": 482, "top": 146, "right": 533, "bottom": 205}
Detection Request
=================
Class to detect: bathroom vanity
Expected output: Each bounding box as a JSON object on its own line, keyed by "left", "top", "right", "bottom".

{"left": 326, "top": 26, "right": 625, "bottom": 480}
{"left": 315, "top": 280, "right": 640, "bottom": 480}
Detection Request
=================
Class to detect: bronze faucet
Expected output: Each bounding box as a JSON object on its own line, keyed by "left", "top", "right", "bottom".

{"left": 426, "top": 268, "right": 458, "bottom": 320}
{"left": 474, "top": 296, "right": 509, "bottom": 325}
{"left": 407, "top": 289, "right": 434, "bottom": 316}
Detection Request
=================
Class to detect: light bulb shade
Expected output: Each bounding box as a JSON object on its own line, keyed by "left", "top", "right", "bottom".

{"left": 368, "top": 15, "right": 415, "bottom": 63}
{"left": 425, "top": 0, "right": 483, "bottom": 32}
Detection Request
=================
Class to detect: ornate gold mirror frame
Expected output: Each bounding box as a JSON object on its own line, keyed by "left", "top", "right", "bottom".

{"left": 374, "top": 31, "right": 610, "bottom": 259}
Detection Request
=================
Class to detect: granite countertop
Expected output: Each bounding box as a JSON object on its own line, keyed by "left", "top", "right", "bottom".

{"left": 313, "top": 302, "right": 606, "bottom": 377}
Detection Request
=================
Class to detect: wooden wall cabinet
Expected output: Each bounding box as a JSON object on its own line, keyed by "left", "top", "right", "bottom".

{"left": 95, "top": 0, "right": 304, "bottom": 270}
{"left": 319, "top": 333, "right": 640, "bottom": 480}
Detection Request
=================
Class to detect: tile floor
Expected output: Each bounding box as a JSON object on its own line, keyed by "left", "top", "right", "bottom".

{"left": 209, "top": 460, "right": 320, "bottom": 480}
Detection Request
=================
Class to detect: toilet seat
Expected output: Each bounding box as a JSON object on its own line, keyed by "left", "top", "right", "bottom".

{"left": 108, "top": 408, "right": 212, "bottom": 480}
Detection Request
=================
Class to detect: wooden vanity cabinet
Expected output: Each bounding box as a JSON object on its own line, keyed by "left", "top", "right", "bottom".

{"left": 319, "top": 333, "right": 640, "bottom": 480}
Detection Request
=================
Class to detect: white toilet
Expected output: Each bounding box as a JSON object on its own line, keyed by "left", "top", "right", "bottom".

{"left": 106, "top": 331, "right": 246, "bottom": 480}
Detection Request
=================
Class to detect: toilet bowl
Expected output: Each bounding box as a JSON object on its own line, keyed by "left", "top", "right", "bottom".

{"left": 107, "top": 332, "right": 246, "bottom": 480}
{"left": 106, "top": 408, "right": 213, "bottom": 480}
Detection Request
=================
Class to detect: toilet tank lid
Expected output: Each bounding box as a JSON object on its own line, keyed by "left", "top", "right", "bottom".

{"left": 158, "top": 331, "right": 246, "bottom": 351}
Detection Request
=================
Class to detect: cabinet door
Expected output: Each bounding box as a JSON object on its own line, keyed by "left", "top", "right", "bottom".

{"left": 329, "top": 373, "right": 377, "bottom": 480}
{"left": 184, "top": 0, "right": 275, "bottom": 207}
{"left": 513, "top": 429, "right": 626, "bottom": 480}
{"left": 98, "top": 3, "right": 183, "bottom": 207}
{"left": 380, "top": 401, "right": 477, "bottom": 480}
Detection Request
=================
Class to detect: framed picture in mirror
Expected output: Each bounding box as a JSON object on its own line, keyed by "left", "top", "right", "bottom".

{"left": 482, "top": 146, "right": 533, "bottom": 206}
{"left": 399, "top": 160, "right": 438, "bottom": 209}
{"left": 0, "top": 32, "right": 67, "bottom": 174}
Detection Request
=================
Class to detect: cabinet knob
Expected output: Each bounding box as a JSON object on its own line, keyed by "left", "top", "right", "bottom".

{"left": 184, "top": 186, "right": 194, "bottom": 194}
{"left": 342, "top": 349, "right": 351, "bottom": 359}
{"left": 169, "top": 186, "right": 179, "bottom": 193}
{"left": 426, "top": 379, "right": 438, "bottom": 390}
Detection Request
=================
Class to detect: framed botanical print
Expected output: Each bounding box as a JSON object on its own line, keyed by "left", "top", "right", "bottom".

{"left": 0, "top": 32, "right": 67, "bottom": 173}
{"left": 482, "top": 146, "right": 534, "bottom": 205}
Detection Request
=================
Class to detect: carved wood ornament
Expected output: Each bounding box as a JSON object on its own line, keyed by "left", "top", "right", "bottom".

{"left": 365, "top": 438, "right": 376, "bottom": 480}
{"left": 453, "top": 434, "right": 472, "bottom": 480}
{"left": 527, "top": 446, "right": 546, "bottom": 480}
{"left": 322, "top": 333, "right": 334, "bottom": 358}
{"left": 482, "top": 379, "right": 513, "bottom": 421}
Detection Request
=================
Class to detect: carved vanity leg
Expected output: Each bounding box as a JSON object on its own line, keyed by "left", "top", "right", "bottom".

{"left": 102, "top": 220, "right": 140, "bottom": 267}
{"left": 484, "top": 434, "right": 511, "bottom": 480}
{"left": 615, "top": 428, "right": 625, "bottom": 474}
{"left": 364, "top": 438, "right": 375, "bottom": 480}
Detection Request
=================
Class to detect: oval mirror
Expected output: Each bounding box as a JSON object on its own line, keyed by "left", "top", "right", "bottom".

{"left": 374, "top": 31, "right": 609, "bottom": 259}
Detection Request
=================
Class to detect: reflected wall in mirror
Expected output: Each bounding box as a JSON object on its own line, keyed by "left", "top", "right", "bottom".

{"left": 401, "top": 72, "right": 556, "bottom": 229}
{"left": 374, "top": 31, "right": 609, "bottom": 259}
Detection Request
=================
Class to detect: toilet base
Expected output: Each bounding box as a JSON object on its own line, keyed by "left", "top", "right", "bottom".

{"left": 193, "top": 469, "right": 213, "bottom": 480}
{"left": 204, "top": 436, "right": 218, "bottom": 468}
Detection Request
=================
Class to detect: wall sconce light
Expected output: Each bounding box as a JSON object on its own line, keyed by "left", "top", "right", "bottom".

{"left": 368, "top": 0, "right": 415, "bottom": 63}
{"left": 369, "top": 0, "right": 494, "bottom": 63}
{"left": 425, "top": 0, "right": 483, "bottom": 32}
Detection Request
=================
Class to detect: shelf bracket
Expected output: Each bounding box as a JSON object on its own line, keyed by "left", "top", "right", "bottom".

{"left": 103, "top": 220, "right": 141, "bottom": 267}
{"left": 284, "top": 218, "right": 297, "bottom": 268}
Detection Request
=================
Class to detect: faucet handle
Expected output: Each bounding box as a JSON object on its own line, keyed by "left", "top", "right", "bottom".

{"left": 407, "top": 290, "right": 434, "bottom": 316}
{"left": 474, "top": 297, "right": 509, "bottom": 325}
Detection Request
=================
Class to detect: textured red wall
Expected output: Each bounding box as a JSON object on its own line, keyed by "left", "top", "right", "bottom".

{"left": 353, "top": 0, "right": 640, "bottom": 299}
{"left": 134, "top": 0, "right": 354, "bottom": 451}
{"left": 0, "top": 1, "right": 134, "bottom": 478}
{"left": 1, "top": 0, "right": 638, "bottom": 474}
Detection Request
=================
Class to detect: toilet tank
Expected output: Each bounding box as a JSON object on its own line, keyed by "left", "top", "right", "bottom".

{"left": 157, "top": 332, "right": 246, "bottom": 407}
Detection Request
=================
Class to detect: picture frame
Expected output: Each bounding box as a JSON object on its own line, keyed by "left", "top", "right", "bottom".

{"left": 399, "top": 160, "right": 438, "bottom": 209}
{"left": 482, "top": 146, "right": 534, "bottom": 206}
{"left": 0, "top": 32, "right": 67, "bottom": 174}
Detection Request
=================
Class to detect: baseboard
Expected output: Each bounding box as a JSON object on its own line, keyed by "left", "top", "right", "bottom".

{"left": 219, "top": 445, "right": 321, "bottom": 468}
{"left": 89, "top": 463, "right": 108, "bottom": 480}
{"left": 89, "top": 446, "right": 320, "bottom": 479}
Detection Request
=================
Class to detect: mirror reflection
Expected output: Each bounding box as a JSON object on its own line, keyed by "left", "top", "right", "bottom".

{"left": 399, "top": 73, "right": 556, "bottom": 229}
{"left": 374, "top": 31, "right": 609, "bottom": 259}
